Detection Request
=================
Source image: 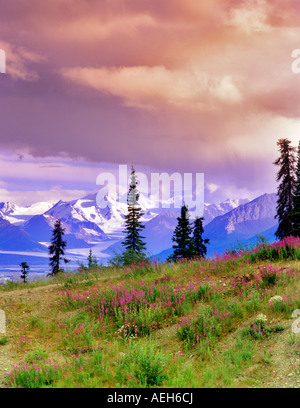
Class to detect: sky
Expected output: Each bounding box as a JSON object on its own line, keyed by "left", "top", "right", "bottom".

{"left": 0, "top": 0, "right": 300, "bottom": 207}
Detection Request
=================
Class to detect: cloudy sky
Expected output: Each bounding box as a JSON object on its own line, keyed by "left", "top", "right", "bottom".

{"left": 0, "top": 0, "right": 300, "bottom": 206}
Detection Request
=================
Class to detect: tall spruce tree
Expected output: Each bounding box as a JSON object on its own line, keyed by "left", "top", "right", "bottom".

{"left": 274, "top": 138, "right": 296, "bottom": 240}
{"left": 20, "top": 262, "right": 30, "bottom": 283}
{"left": 168, "top": 205, "right": 194, "bottom": 261}
{"left": 292, "top": 140, "right": 300, "bottom": 237}
{"left": 87, "top": 248, "right": 98, "bottom": 269}
{"left": 121, "top": 166, "right": 146, "bottom": 260}
{"left": 48, "top": 219, "right": 69, "bottom": 275}
{"left": 193, "top": 216, "right": 209, "bottom": 258}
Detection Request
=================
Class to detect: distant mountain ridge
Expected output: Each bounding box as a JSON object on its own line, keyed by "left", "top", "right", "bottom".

{"left": 0, "top": 218, "right": 46, "bottom": 252}
{"left": 103, "top": 197, "right": 258, "bottom": 258}
{"left": 205, "top": 193, "right": 276, "bottom": 237}
{"left": 0, "top": 201, "right": 55, "bottom": 226}
{"left": 203, "top": 198, "right": 250, "bottom": 225}
{"left": 0, "top": 192, "right": 277, "bottom": 266}
{"left": 154, "top": 193, "right": 278, "bottom": 260}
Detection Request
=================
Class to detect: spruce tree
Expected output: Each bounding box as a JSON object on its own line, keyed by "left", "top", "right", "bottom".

{"left": 274, "top": 138, "right": 296, "bottom": 240}
{"left": 193, "top": 216, "right": 209, "bottom": 258}
{"left": 20, "top": 262, "right": 29, "bottom": 283}
{"left": 168, "top": 205, "right": 194, "bottom": 261}
{"left": 121, "top": 166, "right": 146, "bottom": 261}
{"left": 48, "top": 219, "right": 69, "bottom": 275}
{"left": 292, "top": 140, "right": 300, "bottom": 237}
{"left": 87, "top": 248, "right": 98, "bottom": 268}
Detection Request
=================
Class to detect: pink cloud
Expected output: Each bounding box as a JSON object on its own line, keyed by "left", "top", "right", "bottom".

{"left": 0, "top": 0, "right": 299, "bottom": 202}
{"left": 62, "top": 65, "right": 242, "bottom": 110}
{"left": 0, "top": 40, "right": 45, "bottom": 81}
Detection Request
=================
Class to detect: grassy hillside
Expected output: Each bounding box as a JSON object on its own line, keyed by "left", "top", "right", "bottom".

{"left": 0, "top": 237, "right": 300, "bottom": 389}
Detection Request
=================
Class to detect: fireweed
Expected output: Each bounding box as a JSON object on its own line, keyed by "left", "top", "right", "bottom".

{"left": 5, "top": 359, "right": 63, "bottom": 388}
{"left": 241, "top": 319, "right": 273, "bottom": 340}
{"left": 243, "top": 236, "right": 300, "bottom": 263}
{"left": 61, "top": 277, "right": 218, "bottom": 339}
{"left": 5, "top": 345, "right": 114, "bottom": 388}
{"left": 4, "top": 236, "right": 300, "bottom": 388}
{"left": 176, "top": 297, "right": 242, "bottom": 350}
{"left": 269, "top": 291, "right": 300, "bottom": 317}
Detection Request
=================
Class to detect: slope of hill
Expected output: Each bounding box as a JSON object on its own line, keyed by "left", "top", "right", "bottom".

{"left": 1, "top": 240, "right": 299, "bottom": 389}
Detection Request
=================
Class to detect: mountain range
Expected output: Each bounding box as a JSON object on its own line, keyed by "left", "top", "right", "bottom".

{"left": 153, "top": 193, "right": 277, "bottom": 261}
{"left": 0, "top": 191, "right": 278, "bottom": 271}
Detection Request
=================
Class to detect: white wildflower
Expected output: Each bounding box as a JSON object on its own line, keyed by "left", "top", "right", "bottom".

{"left": 269, "top": 295, "right": 283, "bottom": 303}
{"left": 256, "top": 313, "right": 267, "bottom": 322}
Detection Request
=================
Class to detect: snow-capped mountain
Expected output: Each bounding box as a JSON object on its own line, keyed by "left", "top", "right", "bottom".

{"left": 42, "top": 192, "right": 158, "bottom": 242}
{"left": 0, "top": 190, "right": 278, "bottom": 269}
{"left": 203, "top": 193, "right": 278, "bottom": 255}
{"left": 65, "top": 192, "right": 156, "bottom": 235}
{"left": 203, "top": 198, "right": 250, "bottom": 225}
{"left": 154, "top": 193, "right": 278, "bottom": 260}
{"left": 0, "top": 190, "right": 248, "bottom": 241}
{"left": 24, "top": 199, "right": 107, "bottom": 246}
{"left": 21, "top": 189, "right": 157, "bottom": 248}
{"left": 105, "top": 197, "right": 251, "bottom": 258}
{"left": 140, "top": 197, "right": 251, "bottom": 256}
{"left": 0, "top": 201, "right": 55, "bottom": 225}
{"left": 205, "top": 193, "right": 277, "bottom": 239}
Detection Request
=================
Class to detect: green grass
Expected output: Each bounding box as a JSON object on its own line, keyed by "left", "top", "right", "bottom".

{"left": 1, "top": 239, "right": 300, "bottom": 388}
{"left": 0, "top": 336, "right": 9, "bottom": 345}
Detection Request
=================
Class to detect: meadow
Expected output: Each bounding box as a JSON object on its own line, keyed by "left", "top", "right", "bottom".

{"left": 0, "top": 236, "right": 300, "bottom": 388}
